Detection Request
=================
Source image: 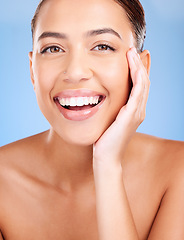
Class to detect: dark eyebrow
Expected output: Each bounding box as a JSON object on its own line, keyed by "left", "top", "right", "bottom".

{"left": 86, "top": 28, "right": 122, "bottom": 40}
{"left": 37, "top": 28, "right": 122, "bottom": 42}
{"left": 38, "top": 32, "right": 68, "bottom": 42}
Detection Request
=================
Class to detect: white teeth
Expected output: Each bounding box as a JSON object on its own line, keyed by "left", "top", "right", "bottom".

{"left": 76, "top": 97, "right": 84, "bottom": 106}
{"left": 66, "top": 98, "right": 70, "bottom": 106}
{"left": 89, "top": 97, "right": 93, "bottom": 105}
{"left": 94, "top": 96, "right": 99, "bottom": 104}
{"left": 70, "top": 97, "right": 76, "bottom": 106}
{"left": 84, "top": 97, "right": 89, "bottom": 105}
{"left": 58, "top": 96, "right": 100, "bottom": 107}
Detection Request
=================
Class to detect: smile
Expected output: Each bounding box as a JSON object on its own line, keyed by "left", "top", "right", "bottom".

{"left": 58, "top": 95, "right": 103, "bottom": 109}
{"left": 53, "top": 90, "right": 106, "bottom": 121}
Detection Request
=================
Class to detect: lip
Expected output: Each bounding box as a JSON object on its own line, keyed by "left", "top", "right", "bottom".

{"left": 53, "top": 89, "right": 106, "bottom": 121}
{"left": 54, "top": 89, "right": 104, "bottom": 98}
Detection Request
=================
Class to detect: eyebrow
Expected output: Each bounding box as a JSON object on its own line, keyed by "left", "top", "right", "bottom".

{"left": 38, "top": 32, "right": 68, "bottom": 42}
{"left": 86, "top": 28, "right": 122, "bottom": 40}
{"left": 37, "top": 28, "right": 122, "bottom": 42}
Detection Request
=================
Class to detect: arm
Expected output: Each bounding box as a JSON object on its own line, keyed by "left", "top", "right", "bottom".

{"left": 93, "top": 47, "right": 150, "bottom": 240}
{"left": 148, "top": 150, "right": 184, "bottom": 239}
{"left": 93, "top": 162, "right": 139, "bottom": 240}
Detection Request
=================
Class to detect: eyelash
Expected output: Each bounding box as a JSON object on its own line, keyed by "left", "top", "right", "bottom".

{"left": 40, "top": 46, "right": 64, "bottom": 54}
{"left": 92, "top": 44, "right": 116, "bottom": 52}
{"left": 40, "top": 44, "right": 116, "bottom": 54}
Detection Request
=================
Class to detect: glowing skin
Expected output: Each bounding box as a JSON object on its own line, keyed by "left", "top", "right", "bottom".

{"left": 29, "top": 0, "right": 135, "bottom": 145}
{"left": 1, "top": 1, "right": 184, "bottom": 240}
{"left": 28, "top": 1, "right": 151, "bottom": 238}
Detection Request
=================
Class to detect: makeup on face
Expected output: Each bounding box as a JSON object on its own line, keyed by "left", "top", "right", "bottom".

{"left": 30, "top": 0, "right": 134, "bottom": 144}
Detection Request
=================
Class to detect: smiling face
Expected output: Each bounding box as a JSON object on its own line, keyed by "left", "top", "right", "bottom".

{"left": 29, "top": 0, "right": 135, "bottom": 145}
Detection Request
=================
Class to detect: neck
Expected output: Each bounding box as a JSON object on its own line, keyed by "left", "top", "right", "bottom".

{"left": 43, "top": 128, "right": 94, "bottom": 191}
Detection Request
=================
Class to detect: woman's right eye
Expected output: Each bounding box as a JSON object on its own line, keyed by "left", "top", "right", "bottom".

{"left": 40, "top": 46, "right": 64, "bottom": 54}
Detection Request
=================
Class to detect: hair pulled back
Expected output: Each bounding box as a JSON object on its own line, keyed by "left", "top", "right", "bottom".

{"left": 31, "top": 0, "right": 146, "bottom": 52}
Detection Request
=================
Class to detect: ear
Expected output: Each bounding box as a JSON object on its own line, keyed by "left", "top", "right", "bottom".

{"left": 28, "top": 52, "right": 35, "bottom": 90}
{"left": 139, "top": 50, "right": 151, "bottom": 76}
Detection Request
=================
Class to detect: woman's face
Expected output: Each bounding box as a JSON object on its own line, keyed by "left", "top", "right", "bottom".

{"left": 29, "top": 0, "right": 135, "bottom": 145}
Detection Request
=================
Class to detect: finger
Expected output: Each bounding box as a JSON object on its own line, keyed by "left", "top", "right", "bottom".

{"left": 127, "top": 48, "right": 150, "bottom": 122}
{"left": 126, "top": 49, "right": 144, "bottom": 114}
{"left": 135, "top": 56, "right": 150, "bottom": 119}
{"left": 128, "top": 48, "right": 149, "bottom": 91}
{"left": 127, "top": 48, "right": 145, "bottom": 98}
{"left": 138, "top": 70, "right": 150, "bottom": 120}
{"left": 127, "top": 48, "right": 139, "bottom": 85}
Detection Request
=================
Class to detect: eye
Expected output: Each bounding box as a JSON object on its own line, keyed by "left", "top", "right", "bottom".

{"left": 40, "top": 46, "right": 64, "bottom": 54}
{"left": 92, "top": 44, "right": 115, "bottom": 52}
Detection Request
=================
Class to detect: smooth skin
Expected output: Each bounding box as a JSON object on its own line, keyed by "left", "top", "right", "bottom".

{"left": 0, "top": 0, "right": 184, "bottom": 239}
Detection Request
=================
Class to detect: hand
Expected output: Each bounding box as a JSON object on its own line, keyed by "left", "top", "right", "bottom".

{"left": 93, "top": 47, "right": 150, "bottom": 166}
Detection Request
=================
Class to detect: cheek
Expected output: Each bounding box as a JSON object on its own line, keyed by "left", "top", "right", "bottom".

{"left": 33, "top": 62, "right": 56, "bottom": 93}
{"left": 91, "top": 54, "right": 130, "bottom": 134}
{"left": 32, "top": 59, "right": 61, "bottom": 119}
{"left": 94, "top": 54, "right": 130, "bottom": 100}
{"left": 33, "top": 58, "right": 64, "bottom": 106}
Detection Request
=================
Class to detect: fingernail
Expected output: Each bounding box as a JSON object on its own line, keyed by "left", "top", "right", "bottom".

{"left": 132, "top": 47, "right": 137, "bottom": 54}
{"left": 130, "top": 47, "right": 137, "bottom": 58}
{"left": 132, "top": 47, "right": 140, "bottom": 59}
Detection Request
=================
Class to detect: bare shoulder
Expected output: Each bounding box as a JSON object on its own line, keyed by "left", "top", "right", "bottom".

{"left": 130, "top": 132, "right": 184, "bottom": 180}
{"left": 0, "top": 131, "right": 48, "bottom": 161}
{"left": 0, "top": 131, "right": 49, "bottom": 181}
{"left": 0, "top": 132, "right": 49, "bottom": 235}
{"left": 125, "top": 132, "right": 184, "bottom": 183}
{"left": 132, "top": 135, "right": 184, "bottom": 238}
{"left": 134, "top": 132, "right": 184, "bottom": 155}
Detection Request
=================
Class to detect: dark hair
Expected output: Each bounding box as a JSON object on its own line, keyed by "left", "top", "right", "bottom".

{"left": 114, "top": 0, "right": 146, "bottom": 52}
{"left": 31, "top": 0, "right": 47, "bottom": 38}
{"left": 31, "top": 0, "right": 146, "bottom": 52}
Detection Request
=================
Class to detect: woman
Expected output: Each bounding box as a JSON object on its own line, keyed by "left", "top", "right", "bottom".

{"left": 0, "top": 0, "right": 184, "bottom": 239}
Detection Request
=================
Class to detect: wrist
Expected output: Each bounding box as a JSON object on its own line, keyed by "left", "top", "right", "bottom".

{"left": 93, "top": 157, "right": 123, "bottom": 176}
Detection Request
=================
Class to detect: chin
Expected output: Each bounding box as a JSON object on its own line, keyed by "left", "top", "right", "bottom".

{"left": 59, "top": 127, "right": 103, "bottom": 146}
{"left": 50, "top": 117, "right": 110, "bottom": 147}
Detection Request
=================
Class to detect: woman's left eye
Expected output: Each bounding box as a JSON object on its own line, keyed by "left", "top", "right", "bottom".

{"left": 40, "top": 46, "right": 63, "bottom": 54}
{"left": 92, "top": 44, "right": 115, "bottom": 52}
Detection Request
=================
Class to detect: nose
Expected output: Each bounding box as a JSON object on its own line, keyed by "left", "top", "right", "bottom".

{"left": 63, "top": 48, "right": 93, "bottom": 83}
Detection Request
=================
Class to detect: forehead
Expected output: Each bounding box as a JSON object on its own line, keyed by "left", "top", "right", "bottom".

{"left": 35, "top": 0, "right": 132, "bottom": 41}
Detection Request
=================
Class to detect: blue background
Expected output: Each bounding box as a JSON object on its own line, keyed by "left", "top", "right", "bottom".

{"left": 0, "top": 0, "right": 184, "bottom": 146}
